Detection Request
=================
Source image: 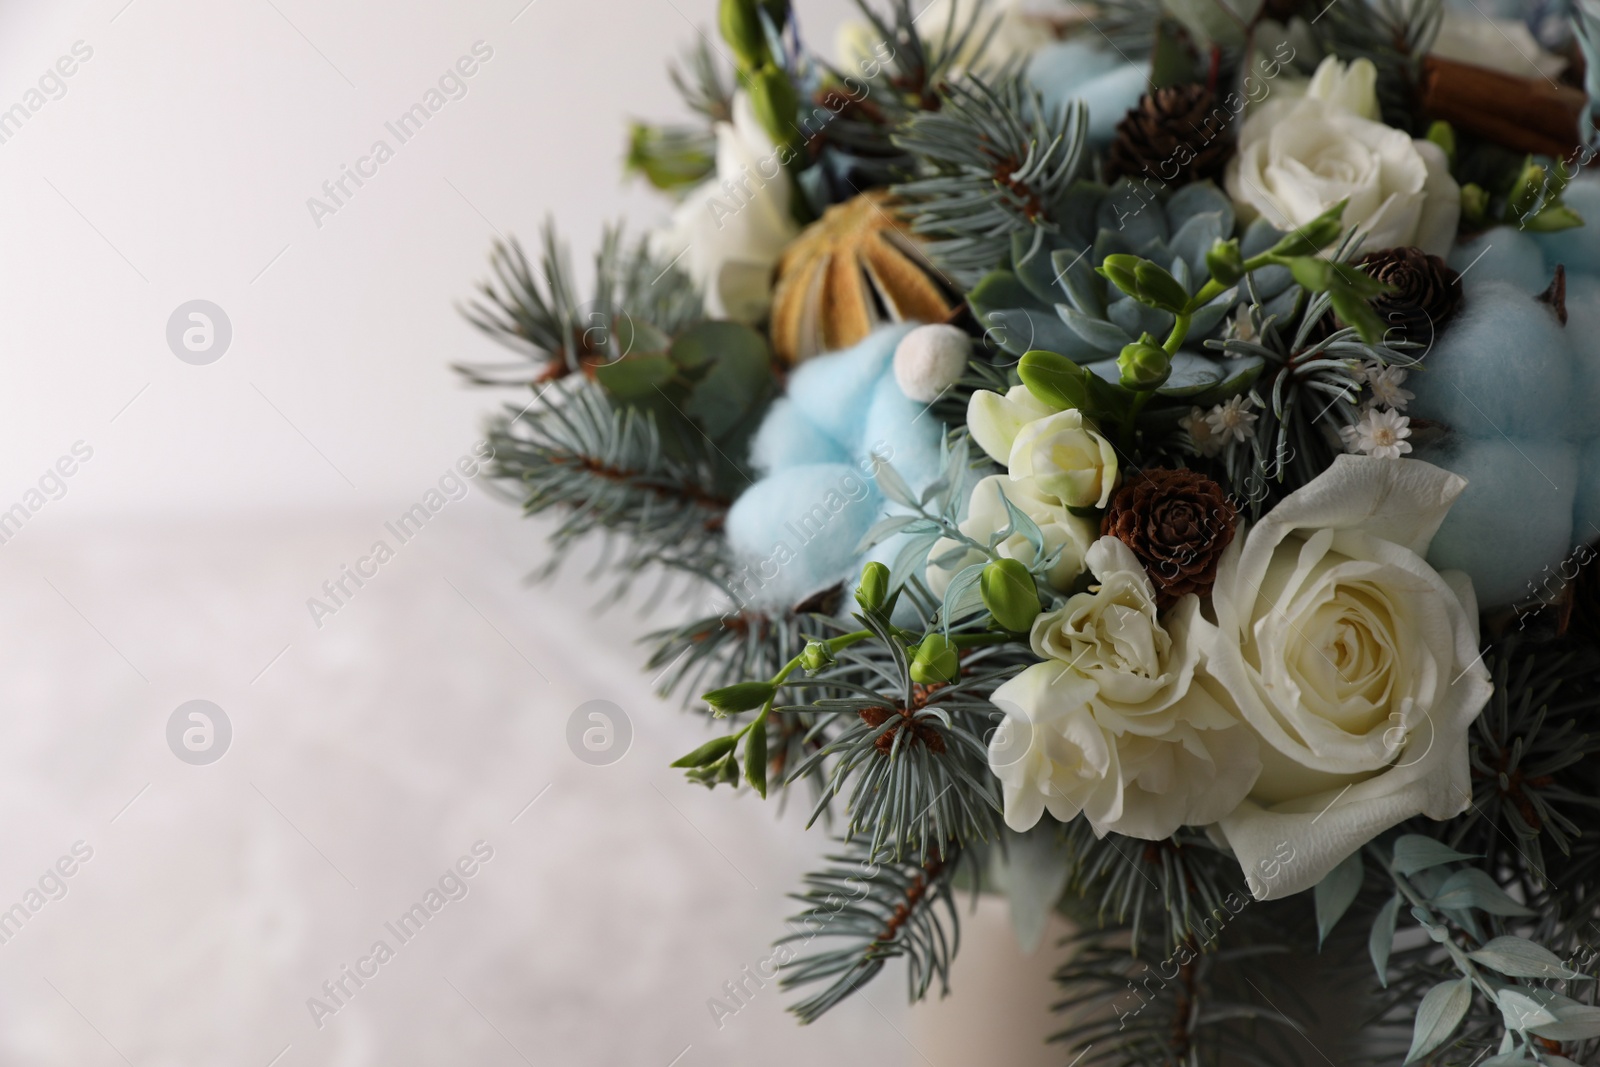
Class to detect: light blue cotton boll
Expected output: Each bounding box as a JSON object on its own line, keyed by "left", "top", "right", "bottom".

{"left": 784, "top": 324, "right": 913, "bottom": 447}
{"left": 1447, "top": 227, "right": 1549, "bottom": 292}
{"left": 1026, "top": 41, "right": 1147, "bottom": 143}
{"left": 747, "top": 397, "right": 852, "bottom": 476}
{"left": 1531, "top": 178, "right": 1600, "bottom": 277}
{"left": 861, "top": 373, "right": 945, "bottom": 493}
{"left": 1407, "top": 281, "right": 1575, "bottom": 440}
{"left": 1561, "top": 274, "right": 1600, "bottom": 415}
{"left": 1416, "top": 436, "right": 1578, "bottom": 607}
{"left": 725, "top": 463, "right": 884, "bottom": 608}
{"left": 1573, "top": 438, "right": 1600, "bottom": 550}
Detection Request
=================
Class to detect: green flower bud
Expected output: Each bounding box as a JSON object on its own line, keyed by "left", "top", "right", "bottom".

{"left": 1329, "top": 290, "right": 1387, "bottom": 345}
{"left": 702, "top": 681, "right": 777, "bottom": 715}
{"left": 1132, "top": 260, "right": 1191, "bottom": 314}
{"left": 1425, "top": 120, "right": 1456, "bottom": 165}
{"left": 719, "top": 0, "right": 768, "bottom": 68}
{"left": 1097, "top": 254, "right": 1140, "bottom": 298}
{"left": 856, "top": 561, "right": 891, "bottom": 614}
{"left": 1460, "top": 182, "right": 1489, "bottom": 226}
{"left": 1523, "top": 203, "right": 1585, "bottom": 233}
{"left": 747, "top": 65, "right": 801, "bottom": 152}
{"left": 1205, "top": 237, "right": 1244, "bottom": 286}
{"left": 1508, "top": 158, "right": 1548, "bottom": 221}
{"left": 1117, "top": 334, "right": 1171, "bottom": 390}
{"left": 1017, "top": 349, "right": 1089, "bottom": 411}
{"left": 1265, "top": 199, "right": 1347, "bottom": 258}
{"left": 980, "top": 559, "right": 1040, "bottom": 633}
{"left": 909, "top": 633, "right": 960, "bottom": 685}
{"left": 800, "top": 639, "right": 834, "bottom": 673}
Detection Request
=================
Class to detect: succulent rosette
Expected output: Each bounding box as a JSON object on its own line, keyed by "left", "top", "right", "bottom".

{"left": 462, "top": 0, "right": 1600, "bottom": 1059}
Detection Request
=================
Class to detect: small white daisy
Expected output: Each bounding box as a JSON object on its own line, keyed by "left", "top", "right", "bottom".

{"left": 1346, "top": 408, "right": 1413, "bottom": 459}
{"left": 1362, "top": 363, "right": 1414, "bottom": 411}
{"left": 1180, "top": 406, "right": 1224, "bottom": 456}
{"left": 1205, "top": 395, "right": 1258, "bottom": 444}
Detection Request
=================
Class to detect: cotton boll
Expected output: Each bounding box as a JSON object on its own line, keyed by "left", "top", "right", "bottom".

{"left": 724, "top": 463, "right": 884, "bottom": 608}
{"left": 784, "top": 324, "right": 913, "bottom": 446}
{"left": 1026, "top": 41, "right": 1145, "bottom": 143}
{"left": 893, "top": 324, "right": 970, "bottom": 402}
{"left": 1407, "top": 280, "right": 1574, "bottom": 440}
{"left": 1446, "top": 227, "right": 1548, "bottom": 292}
{"left": 1570, "top": 437, "right": 1600, "bottom": 550}
{"left": 1561, "top": 274, "right": 1600, "bottom": 416}
{"left": 747, "top": 398, "right": 851, "bottom": 475}
{"left": 1531, "top": 178, "right": 1600, "bottom": 277}
{"left": 1416, "top": 436, "right": 1577, "bottom": 607}
{"left": 861, "top": 373, "right": 946, "bottom": 493}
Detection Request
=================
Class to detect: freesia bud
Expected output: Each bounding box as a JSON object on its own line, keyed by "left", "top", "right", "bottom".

{"left": 909, "top": 634, "right": 960, "bottom": 685}
{"left": 980, "top": 559, "right": 1040, "bottom": 633}
{"left": 1117, "top": 335, "right": 1171, "bottom": 390}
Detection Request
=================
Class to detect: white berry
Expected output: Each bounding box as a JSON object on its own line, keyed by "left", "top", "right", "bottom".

{"left": 892, "top": 324, "right": 970, "bottom": 403}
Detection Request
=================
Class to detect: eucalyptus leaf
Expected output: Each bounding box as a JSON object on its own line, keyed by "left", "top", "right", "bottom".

{"left": 1469, "top": 936, "right": 1585, "bottom": 980}
{"left": 873, "top": 462, "right": 918, "bottom": 510}
{"left": 1431, "top": 868, "right": 1535, "bottom": 916}
{"left": 1405, "top": 978, "right": 1471, "bottom": 1063}
{"left": 1369, "top": 893, "right": 1401, "bottom": 986}
{"left": 940, "top": 562, "right": 989, "bottom": 631}
{"left": 1530, "top": 1000, "right": 1600, "bottom": 1041}
{"left": 1314, "top": 850, "right": 1363, "bottom": 947}
{"left": 1003, "top": 828, "right": 1074, "bottom": 955}
{"left": 1392, "top": 834, "right": 1478, "bottom": 876}
{"left": 1497, "top": 988, "right": 1558, "bottom": 1032}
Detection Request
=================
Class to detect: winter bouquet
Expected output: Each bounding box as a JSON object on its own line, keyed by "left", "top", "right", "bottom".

{"left": 457, "top": 0, "right": 1600, "bottom": 1061}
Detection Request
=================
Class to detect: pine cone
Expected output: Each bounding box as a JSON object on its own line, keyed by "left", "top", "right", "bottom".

{"left": 1350, "top": 247, "right": 1464, "bottom": 344}
{"left": 1102, "top": 468, "right": 1237, "bottom": 608}
{"left": 1105, "top": 84, "right": 1234, "bottom": 187}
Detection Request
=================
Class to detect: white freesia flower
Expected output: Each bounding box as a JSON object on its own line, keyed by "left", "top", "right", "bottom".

{"left": 988, "top": 538, "right": 1260, "bottom": 839}
{"left": 1008, "top": 409, "right": 1120, "bottom": 509}
{"left": 650, "top": 92, "right": 799, "bottom": 323}
{"left": 925, "top": 474, "right": 1099, "bottom": 596}
{"left": 1306, "top": 53, "right": 1379, "bottom": 120}
{"left": 1193, "top": 456, "right": 1492, "bottom": 899}
{"left": 1225, "top": 56, "right": 1460, "bottom": 257}
{"left": 968, "top": 385, "right": 1120, "bottom": 509}
{"left": 1431, "top": 10, "right": 1566, "bottom": 81}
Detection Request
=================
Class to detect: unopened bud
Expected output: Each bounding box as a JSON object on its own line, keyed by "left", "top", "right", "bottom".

{"left": 980, "top": 559, "right": 1040, "bottom": 633}
{"left": 909, "top": 634, "right": 959, "bottom": 685}
{"left": 1117, "top": 335, "right": 1171, "bottom": 390}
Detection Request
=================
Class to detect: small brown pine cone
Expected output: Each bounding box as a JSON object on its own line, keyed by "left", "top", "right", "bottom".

{"left": 1104, "top": 84, "right": 1235, "bottom": 187}
{"left": 1349, "top": 247, "right": 1464, "bottom": 343}
{"left": 1102, "top": 468, "right": 1237, "bottom": 608}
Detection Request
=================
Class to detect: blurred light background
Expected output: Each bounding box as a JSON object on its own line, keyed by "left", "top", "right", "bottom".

{"left": 0, "top": 0, "right": 1061, "bottom": 1063}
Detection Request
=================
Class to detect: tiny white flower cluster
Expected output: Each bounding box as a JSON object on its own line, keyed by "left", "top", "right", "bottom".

{"left": 1181, "top": 394, "right": 1258, "bottom": 458}
{"left": 1340, "top": 360, "right": 1414, "bottom": 460}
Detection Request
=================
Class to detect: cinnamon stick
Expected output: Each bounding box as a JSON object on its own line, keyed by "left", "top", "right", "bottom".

{"left": 1418, "top": 55, "right": 1586, "bottom": 159}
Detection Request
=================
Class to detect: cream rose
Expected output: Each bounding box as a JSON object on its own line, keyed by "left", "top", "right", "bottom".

{"left": 926, "top": 474, "right": 1099, "bottom": 596}
{"left": 1194, "top": 456, "right": 1492, "bottom": 899}
{"left": 988, "top": 538, "right": 1260, "bottom": 839}
{"left": 1225, "top": 57, "right": 1460, "bottom": 257}
{"left": 650, "top": 92, "right": 800, "bottom": 323}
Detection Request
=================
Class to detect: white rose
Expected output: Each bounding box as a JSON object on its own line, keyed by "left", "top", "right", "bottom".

{"left": 1431, "top": 11, "right": 1566, "bottom": 82}
{"left": 1226, "top": 57, "right": 1460, "bottom": 256}
{"left": 650, "top": 92, "right": 800, "bottom": 323}
{"left": 1194, "top": 456, "right": 1493, "bottom": 899}
{"left": 926, "top": 474, "right": 1099, "bottom": 596}
{"left": 988, "top": 538, "right": 1260, "bottom": 839}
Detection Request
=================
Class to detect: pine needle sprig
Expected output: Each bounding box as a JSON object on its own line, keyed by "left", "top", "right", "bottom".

{"left": 484, "top": 383, "right": 732, "bottom": 583}
{"left": 669, "top": 37, "right": 734, "bottom": 125}
{"left": 893, "top": 73, "right": 1089, "bottom": 286}
{"left": 785, "top": 609, "right": 1028, "bottom": 863}
{"left": 456, "top": 222, "right": 701, "bottom": 386}
{"left": 1311, "top": 0, "right": 1443, "bottom": 135}
{"left": 778, "top": 837, "right": 967, "bottom": 1023}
